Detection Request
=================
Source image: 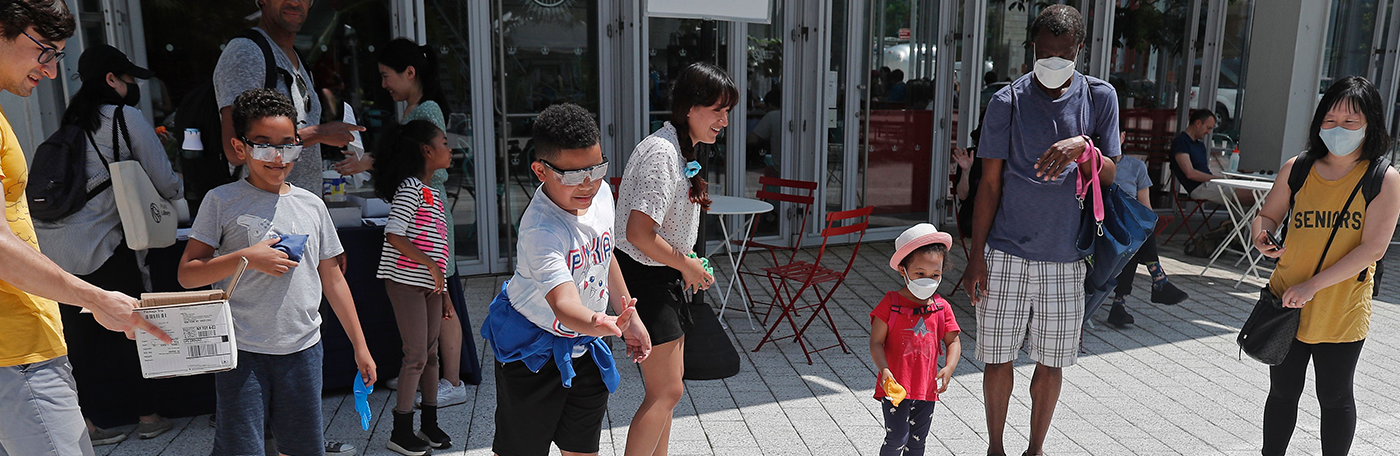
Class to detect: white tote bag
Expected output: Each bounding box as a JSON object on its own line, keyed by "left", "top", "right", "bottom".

{"left": 109, "top": 160, "right": 176, "bottom": 250}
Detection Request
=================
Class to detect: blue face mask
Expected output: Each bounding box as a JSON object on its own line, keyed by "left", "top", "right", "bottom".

{"left": 1319, "top": 125, "right": 1366, "bottom": 157}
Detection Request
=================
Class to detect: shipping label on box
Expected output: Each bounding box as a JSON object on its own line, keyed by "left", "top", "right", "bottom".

{"left": 134, "top": 258, "right": 247, "bottom": 379}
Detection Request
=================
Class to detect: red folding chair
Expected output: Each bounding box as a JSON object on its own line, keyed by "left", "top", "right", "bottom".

{"left": 731, "top": 176, "right": 818, "bottom": 322}
{"left": 1163, "top": 173, "right": 1220, "bottom": 244}
{"left": 751, "top": 206, "right": 873, "bottom": 365}
{"left": 609, "top": 177, "right": 623, "bottom": 201}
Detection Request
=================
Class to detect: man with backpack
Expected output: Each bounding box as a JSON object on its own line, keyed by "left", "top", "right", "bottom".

{"left": 0, "top": 2, "right": 172, "bottom": 454}
{"left": 213, "top": 0, "right": 363, "bottom": 194}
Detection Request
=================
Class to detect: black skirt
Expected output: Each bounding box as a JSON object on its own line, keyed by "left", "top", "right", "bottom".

{"left": 616, "top": 251, "right": 693, "bottom": 346}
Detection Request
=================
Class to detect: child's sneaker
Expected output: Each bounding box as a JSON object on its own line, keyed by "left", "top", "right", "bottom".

{"left": 387, "top": 411, "right": 431, "bottom": 456}
{"left": 1107, "top": 304, "right": 1135, "bottom": 327}
{"left": 89, "top": 427, "right": 127, "bottom": 446}
{"left": 386, "top": 376, "right": 400, "bottom": 390}
{"left": 135, "top": 417, "right": 173, "bottom": 439}
{"left": 436, "top": 378, "right": 469, "bottom": 407}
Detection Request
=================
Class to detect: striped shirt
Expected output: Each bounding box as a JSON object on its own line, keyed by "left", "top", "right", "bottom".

{"left": 376, "top": 177, "right": 449, "bottom": 289}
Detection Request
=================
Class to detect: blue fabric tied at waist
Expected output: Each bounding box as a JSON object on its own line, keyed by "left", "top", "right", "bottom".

{"left": 480, "top": 281, "right": 619, "bottom": 393}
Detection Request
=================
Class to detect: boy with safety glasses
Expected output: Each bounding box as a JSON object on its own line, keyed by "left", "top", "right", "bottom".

{"left": 481, "top": 103, "right": 650, "bottom": 456}
{"left": 177, "top": 88, "right": 376, "bottom": 456}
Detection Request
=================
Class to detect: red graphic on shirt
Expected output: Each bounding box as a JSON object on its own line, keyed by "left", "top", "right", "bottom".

{"left": 395, "top": 191, "right": 449, "bottom": 272}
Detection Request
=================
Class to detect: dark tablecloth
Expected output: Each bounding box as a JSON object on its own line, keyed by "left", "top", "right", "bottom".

{"left": 90, "top": 226, "right": 481, "bottom": 426}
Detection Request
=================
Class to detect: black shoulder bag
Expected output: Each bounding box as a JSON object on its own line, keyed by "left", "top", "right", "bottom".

{"left": 1236, "top": 170, "right": 1366, "bottom": 365}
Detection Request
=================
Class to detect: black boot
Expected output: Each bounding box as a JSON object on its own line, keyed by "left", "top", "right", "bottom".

{"left": 387, "top": 410, "right": 431, "bottom": 456}
{"left": 1150, "top": 281, "right": 1190, "bottom": 305}
{"left": 1107, "top": 304, "right": 1135, "bottom": 327}
{"left": 417, "top": 405, "right": 451, "bottom": 449}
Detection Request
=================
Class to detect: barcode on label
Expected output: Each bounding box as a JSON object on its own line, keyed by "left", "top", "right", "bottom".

{"left": 194, "top": 329, "right": 217, "bottom": 338}
{"left": 187, "top": 344, "right": 224, "bottom": 358}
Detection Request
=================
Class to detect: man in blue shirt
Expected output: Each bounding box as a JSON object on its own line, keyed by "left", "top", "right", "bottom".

{"left": 1171, "top": 109, "right": 1254, "bottom": 205}
{"left": 962, "top": 6, "right": 1119, "bottom": 456}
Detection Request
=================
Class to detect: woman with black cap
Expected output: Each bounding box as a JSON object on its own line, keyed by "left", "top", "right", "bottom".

{"left": 33, "top": 44, "right": 183, "bottom": 445}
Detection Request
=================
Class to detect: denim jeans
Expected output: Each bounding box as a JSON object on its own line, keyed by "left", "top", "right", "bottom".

{"left": 212, "top": 342, "right": 324, "bottom": 456}
{"left": 0, "top": 356, "right": 95, "bottom": 456}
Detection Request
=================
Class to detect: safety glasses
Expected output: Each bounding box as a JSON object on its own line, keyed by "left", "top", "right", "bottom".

{"left": 539, "top": 158, "right": 609, "bottom": 186}
{"left": 240, "top": 136, "right": 303, "bottom": 163}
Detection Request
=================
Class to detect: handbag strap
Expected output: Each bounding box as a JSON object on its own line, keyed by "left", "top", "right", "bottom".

{"left": 1311, "top": 175, "right": 1367, "bottom": 276}
{"left": 1075, "top": 137, "right": 1105, "bottom": 233}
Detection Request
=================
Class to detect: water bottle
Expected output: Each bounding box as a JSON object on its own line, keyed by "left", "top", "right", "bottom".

{"left": 1228, "top": 145, "right": 1240, "bottom": 172}
{"left": 181, "top": 128, "right": 203, "bottom": 159}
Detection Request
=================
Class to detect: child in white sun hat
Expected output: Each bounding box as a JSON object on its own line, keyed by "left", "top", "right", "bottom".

{"left": 869, "top": 223, "right": 962, "bottom": 456}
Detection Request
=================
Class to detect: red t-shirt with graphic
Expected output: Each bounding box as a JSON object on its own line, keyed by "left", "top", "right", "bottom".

{"left": 870, "top": 291, "right": 960, "bottom": 402}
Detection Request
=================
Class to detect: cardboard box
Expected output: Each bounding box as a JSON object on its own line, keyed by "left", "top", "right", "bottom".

{"left": 134, "top": 258, "right": 247, "bottom": 379}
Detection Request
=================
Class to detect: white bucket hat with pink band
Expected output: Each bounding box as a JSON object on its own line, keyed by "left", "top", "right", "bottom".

{"left": 889, "top": 223, "right": 954, "bottom": 271}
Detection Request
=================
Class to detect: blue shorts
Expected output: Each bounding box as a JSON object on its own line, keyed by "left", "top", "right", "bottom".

{"left": 212, "top": 342, "right": 324, "bottom": 456}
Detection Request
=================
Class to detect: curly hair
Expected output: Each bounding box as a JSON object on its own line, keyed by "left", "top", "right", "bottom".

{"left": 231, "top": 88, "right": 297, "bottom": 138}
{"left": 1029, "top": 4, "right": 1084, "bottom": 45}
{"left": 0, "top": 0, "right": 75, "bottom": 41}
{"left": 532, "top": 103, "right": 600, "bottom": 161}
{"left": 371, "top": 119, "right": 441, "bottom": 202}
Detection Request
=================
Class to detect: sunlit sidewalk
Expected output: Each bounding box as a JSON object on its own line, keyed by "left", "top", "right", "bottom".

{"left": 97, "top": 238, "right": 1400, "bottom": 455}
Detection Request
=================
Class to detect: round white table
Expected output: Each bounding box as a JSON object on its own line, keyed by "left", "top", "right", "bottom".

{"left": 1201, "top": 178, "right": 1276, "bottom": 286}
{"left": 706, "top": 195, "right": 774, "bottom": 330}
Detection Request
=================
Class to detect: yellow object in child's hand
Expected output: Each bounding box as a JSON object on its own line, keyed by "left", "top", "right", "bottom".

{"left": 883, "top": 376, "right": 907, "bottom": 406}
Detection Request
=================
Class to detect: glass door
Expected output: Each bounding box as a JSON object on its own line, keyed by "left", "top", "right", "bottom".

{"left": 426, "top": 0, "right": 489, "bottom": 274}
{"left": 491, "top": 0, "right": 602, "bottom": 270}
{"left": 857, "top": 0, "right": 939, "bottom": 229}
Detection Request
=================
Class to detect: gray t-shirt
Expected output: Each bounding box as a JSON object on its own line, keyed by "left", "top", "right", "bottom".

{"left": 188, "top": 179, "right": 344, "bottom": 355}
{"left": 212, "top": 28, "right": 324, "bottom": 192}
{"left": 979, "top": 73, "right": 1121, "bottom": 262}
{"left": 1114, "top": 155, "right": 1152, "bottom": 192}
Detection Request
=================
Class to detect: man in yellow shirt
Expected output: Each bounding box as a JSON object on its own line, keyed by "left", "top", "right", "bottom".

{"left": 0, "top": 2, "right": 169, "bottom": 455}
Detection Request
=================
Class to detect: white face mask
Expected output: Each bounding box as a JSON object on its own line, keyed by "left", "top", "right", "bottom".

{"left": 1319, "top": 125, "right": 1366, "bottom": 157}
{"left": 1034, "top": 57, "right": 1076, "bottom": 89}
{"left": 903, "top": 271, "right": 940, "bottom": 300}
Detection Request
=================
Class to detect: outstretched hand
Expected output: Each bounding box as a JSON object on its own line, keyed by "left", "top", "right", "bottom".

{"left": 591, "top": 306, "right": 637, "bottom": 338}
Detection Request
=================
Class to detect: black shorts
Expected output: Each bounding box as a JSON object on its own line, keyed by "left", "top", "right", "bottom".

{"left": 493, "top": 355, "right": 609, "bottom": 456}
{"left": 617, "top": 251, "right": 693, "bottom": 346}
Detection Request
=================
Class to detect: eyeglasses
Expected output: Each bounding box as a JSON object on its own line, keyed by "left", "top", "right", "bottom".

{"left": 539, "top": 158, "right": 608, "bottom": 186}
{"left": 240, "top": 136, "right": 304, "bottom": 163}
{"left": 23, "top": 31, "right": 64, "bottom": 65}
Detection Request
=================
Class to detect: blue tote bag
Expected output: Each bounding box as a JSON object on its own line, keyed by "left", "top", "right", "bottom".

{"left": 1074, "top": 140, "right": 1157, "bottom": 323}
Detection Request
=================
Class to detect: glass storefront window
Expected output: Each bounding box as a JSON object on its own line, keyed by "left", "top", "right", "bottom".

{"left": 859, "top": 0, "right": 937, "bottom": 229}
{"left": 1214, "top": 0, "right": 1255, "bottom": 140}
{"left": 745, "top": 1, "right": 785, "bottom": 238}
{"left": 1323, "top": 0, "right": 1382, "bottom": 91}
{"left": 426, "top": 0, "right": 481, "bottom": 264}
{"left": 492, "top": 0, "right": 600, "bottom": 257}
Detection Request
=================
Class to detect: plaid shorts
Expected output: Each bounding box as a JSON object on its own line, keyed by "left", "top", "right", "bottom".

{"left": 974, "top": 247, "right": 1087, "bottom": 368}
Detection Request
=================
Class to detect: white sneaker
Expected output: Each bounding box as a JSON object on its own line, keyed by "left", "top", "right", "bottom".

{"left": 415, "top": 378, "right": 469, "bottom": 408}
{"left": 385, "top": 376, "right": 399, "bottom": 391}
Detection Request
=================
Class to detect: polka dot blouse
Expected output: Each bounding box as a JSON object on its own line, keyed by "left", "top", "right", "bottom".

{"left": 615, "top": 122, "right": 701, "bottom": 266}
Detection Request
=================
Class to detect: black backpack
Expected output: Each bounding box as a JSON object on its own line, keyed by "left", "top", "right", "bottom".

{"left": 174, "top": 29, "right": 291, "bottom": 215}
{"left": 27, "top": 108, "right": 133, "bottom": 222}
{"left": 1284, "top": 154, "right": 1391, "bottom": 296}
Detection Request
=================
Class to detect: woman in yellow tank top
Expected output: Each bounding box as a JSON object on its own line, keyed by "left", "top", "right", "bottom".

{"left": 1249, "top": 76, "right": 1400, "bottom": 456}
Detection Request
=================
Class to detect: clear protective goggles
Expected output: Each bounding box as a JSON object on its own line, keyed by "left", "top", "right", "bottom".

{"left": 540, "top": 158, "right": 609, "bottom": 186}
{"left": 240, "top": 136, "right": 303, "bottom": 163}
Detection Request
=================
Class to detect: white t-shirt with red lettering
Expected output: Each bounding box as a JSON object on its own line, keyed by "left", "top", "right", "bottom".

{"left": 505, "top": 184, "right": 615, "bottom": 357}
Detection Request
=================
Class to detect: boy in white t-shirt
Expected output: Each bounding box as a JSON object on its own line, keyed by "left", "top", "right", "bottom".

{"left": 481, "top": 103, "right": 651, "bottom": 456}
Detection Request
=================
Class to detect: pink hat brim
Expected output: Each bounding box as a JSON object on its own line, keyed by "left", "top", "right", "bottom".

{"left": 889, "top": 232, "right": 954, "bottom": 271}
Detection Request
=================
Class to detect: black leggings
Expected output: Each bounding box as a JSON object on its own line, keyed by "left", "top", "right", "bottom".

{"left": 1114, "top": 230, "right": 1162, "bottom": 296}
{"left": 1262, "top": 339, "right": 1365, "bottom": 456}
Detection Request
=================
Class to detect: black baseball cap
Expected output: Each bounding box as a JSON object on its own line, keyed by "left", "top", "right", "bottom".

{"left": 78, "top": 45, "right": 154, "bottom": 83}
